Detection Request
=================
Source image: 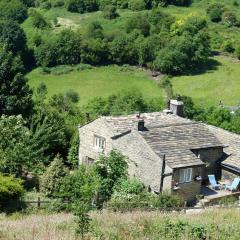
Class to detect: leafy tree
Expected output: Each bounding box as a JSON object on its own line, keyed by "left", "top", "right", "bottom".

{"left": 0, "top": 175, "right": 24, "bottom": 209}
{"left": 148, "top": 8, "right": 175, "bottom": 33}
{"left": 73, "top": 201, "right": 92, "bottom": 238}
{"left": 31, "top": 11, "right": 48, "bottom": 29}
{"left": 40, "top": 155, "right": 69, "bottom": 197}
{"left": 85, "top": 21, "right": 104, "bottom": 39}
{"left": 66, "top": 0, "right": 98, "bottom": 13}
{"left": 67, "top": 132, "right": 80, "bottom": 168}
{"left": 222, "top": 11, "right": 239, "bottom": 27}
{"left": 0, "top": 47, "right": 33, "bottom": 116}
{"left": 0, "top": 0, "right": 28, "bottom": 23}
{"left": 0, "top": 115, "right": 43, "bottom": 175}
{"left": 94, "top": 150, "right": 128, "bottom": 203}
{"left": 103, "top": 4, "right": 119, "bottom": 19}
{"left": 113, "top": 178, "right": 145, "bottom": 195}
{"left": 0, "top": 20, "right": 26, "bottom": 53}
{"left": 128, "top": 0, "right": 146, "bottom": 11}
{"left": 30, "top": 107, "right": 68, "bottom": 162}
{"left": 126, "top": 14, "right": 150, "bottom": 37}
{"left": 206, "top": 3, "right": 225, "bottom": 23}
{"left": 59, "top": 166, "right": 99, "bottom": 204}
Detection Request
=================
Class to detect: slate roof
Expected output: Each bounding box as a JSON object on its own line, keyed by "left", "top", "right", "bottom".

{"left": 104, "top": 112, "right": 191, "bottom": 136}
{"left": 206, "top": 125, "right": 240, "bottom": 172}
{"left": 141, "top": 122, "right": 223, "bottom": 169}
{"left": 103, "top": 113, "right": 226, "bottom": 169}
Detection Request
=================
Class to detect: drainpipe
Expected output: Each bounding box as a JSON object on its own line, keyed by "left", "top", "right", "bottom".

{"left": 160, "top": 154, "right": 172, "bottom": 193}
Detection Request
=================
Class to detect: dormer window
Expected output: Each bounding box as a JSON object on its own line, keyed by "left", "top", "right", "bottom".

{"left": 94, "top": 135, "right": 106, "bottom": 149}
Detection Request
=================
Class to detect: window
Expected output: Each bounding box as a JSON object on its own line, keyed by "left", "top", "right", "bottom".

{"left": 94, "top": 135, "right": 106, "bottom": 149}
{"left": 85, "top": 156, "right": 95, "bottom": 165}
{"left": 179, "top": 168, "right": 192, "bottom": 183}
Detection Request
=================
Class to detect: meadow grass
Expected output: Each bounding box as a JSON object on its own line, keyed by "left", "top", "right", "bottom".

{"left": 27, "top": 65, "right": 164, "bottom": 106}
{"left": 171, "top": 55, "right": 240, "bottom": 106}
{"left": 0, "top": 209, "right": 240, "bottom": 239}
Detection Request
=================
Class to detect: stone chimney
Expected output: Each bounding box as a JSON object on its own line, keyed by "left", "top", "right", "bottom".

{"left": 170, "top": 99, "right": 184, "bottom": 117}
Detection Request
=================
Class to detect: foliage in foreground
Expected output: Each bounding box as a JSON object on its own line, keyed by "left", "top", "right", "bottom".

{"left": 0, "top": 175, "right": 24, "bottom": 209}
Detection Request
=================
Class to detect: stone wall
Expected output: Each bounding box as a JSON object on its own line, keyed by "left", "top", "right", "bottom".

{"left": 172, "top": 166, "right": 203, "bottom": 204}
{"left": 113, "top": 130, "right": 173, "bottom": 193}
{"left": 193, "top": 147, "right": 223, "bottom": 181}
{"left": 78, "top": 118, "right": 114, "bottom": 164}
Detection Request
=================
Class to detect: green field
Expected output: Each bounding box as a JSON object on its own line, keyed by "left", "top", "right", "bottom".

{"left": 172, "top": 55, "right": 240, "bottom": 106}
{"left": 27, "top": 65, "right": 164, "bottom": 105}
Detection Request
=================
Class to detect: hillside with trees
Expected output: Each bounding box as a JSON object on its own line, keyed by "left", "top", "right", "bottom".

{"left": 0, "top": 0, "right": 240, "bottom": 238}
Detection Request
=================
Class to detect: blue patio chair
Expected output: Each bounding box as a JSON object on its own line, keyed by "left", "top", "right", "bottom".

{"left": 225, "top": 178, "right": 240, "bottom": 192}
{"left": 208, "top": 175, "right": 221, "bottom": 190}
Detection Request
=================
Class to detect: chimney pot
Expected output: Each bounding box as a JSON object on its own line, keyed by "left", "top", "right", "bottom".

{"left": 170, "top": 99, "right": 184, "bottom": 117}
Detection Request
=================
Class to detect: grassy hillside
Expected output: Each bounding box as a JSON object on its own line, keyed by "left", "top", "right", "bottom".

{"left": 23, "top": 1, "right": 240, "bottom": 107}
{"left": 1, "top": 209, "right": 240, "bottom": 239}
{"left": 171, "top": 55, "right": 240, "bottom": 106}
{"left": 27, "top": 65, "right": 164, "bottom": 105}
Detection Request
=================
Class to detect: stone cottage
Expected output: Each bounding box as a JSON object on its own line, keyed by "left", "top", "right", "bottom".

{"left": 78, "top": 100, "right": 240, "bottom": 203}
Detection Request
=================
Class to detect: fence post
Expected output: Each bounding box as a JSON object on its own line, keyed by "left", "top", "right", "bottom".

{"left": 37, "top": 197, "right": 41, "bottom": 208}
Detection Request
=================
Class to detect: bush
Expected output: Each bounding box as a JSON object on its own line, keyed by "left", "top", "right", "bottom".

{"left": 58, "top": 166, "right": 99, "bottom": 205}
{"left": 31, "top": 11, "right": 48, "bottom": 29}
{"left": 128, "top": 0, "right": 146, "bottom": 11}
{"left": 94, "top": 150, "right": 128, "bottom": 204}
{"left": 222, "top": 41, "right": 235, "bottom": 53}
{"left": 236, "top": 45, "right": 240, "bottom": 59}
{"left": 222, "top": 11, "right": 239, "bottom": 27}
{"left": 206, "top": 3, "right": 225, "bottom": 23}
{"left": 0, "top": 175, "right": 24, "bottom": 209}
{"left": 0, "top": 0, "right": 28, "bottom": 23}
{"left": 103, "top": 4, "right": 119, "bottom": 19}
{"left": 40, "top": 155, "right": 69, "bottom": 197}
{"left": 113, "top": 178, "right": 145, "bottom": 195}
{"left": 106, "top": 191, "right": 183, "bottom": 211}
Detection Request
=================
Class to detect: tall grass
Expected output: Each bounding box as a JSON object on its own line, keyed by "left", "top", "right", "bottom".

{"left": 1, "top": 209, "right": 240, "bottom": 239}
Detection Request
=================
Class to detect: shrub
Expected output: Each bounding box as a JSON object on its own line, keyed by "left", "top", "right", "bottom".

{"left": 206, "top": 3, "right": 225, "bottom": 23}
{"left": 93, "top": 151, "right": 128, "bottom": 206}
{"left": 0, "top": 0, "right": 28, "bottom": 23}
{"left": 40, "top": 155, "right": 69, "bottom": 197}
{"left": 0, "top": 175, "right": 24, "bottom": 208}
{"left": 103, "top": 4, "right": 119, "bottom": 19}
{"left": 107, "top": 191, "right": 183, "bottom": 211}
{"left": 236, "top": 45, "right": 240, "bottom": 59}
{"left": 222, "top": 11, "right": 239, "bottom": 27}
{"left": 58, "top": 166, "right": 99, "bottom": 205}
{"left": 113, "top": 178, "right": 145, "bottom": 195}
{"left": 66, "top": 89, "right": 80, "bottom": 103}
{"left": 31, "top": 11, "right": 48, "bottom": 29}
{"left": 222, "top": 41, "right": 235, "bottom": 53}
{"left": 128, "top": 0, "right": 146, "bottom": 11}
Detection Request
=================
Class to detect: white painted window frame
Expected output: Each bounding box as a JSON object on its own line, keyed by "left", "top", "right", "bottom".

{"left": 179, "top": 168, "right": 192, "bottom": 183}
{"left": 94, "top": 135, "right": 106, "bottom": 150}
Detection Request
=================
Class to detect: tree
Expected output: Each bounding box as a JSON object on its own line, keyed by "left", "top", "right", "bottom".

{"left": 128, "top": 0, "right": 146, "bottom": 11}
{"left": 103, "top": 4, "right": 119, "bottom": 19}
{"left": 73, "top": 201, "right": 92, "bottom": 239}
{"left": 206, "top": 3, "right": 225, "bottom": 23}
{"left": 58, "top": 166, "right": 99, "bottom": 204}
{"left": 222, "top": 11, "right": 239, "bottom": 27}
{"left": 94, "top": 150, "right": 128, "bottom": 203}
{"left": 125, "top": 14, "right": 150, "bottom": 37}
{"left": 0, "top": 20, "right": 26, "bottom": 53}
{"left": 0, "top": 47, "right": 33, "bottom": 116}
{"left": 0, "top": 175, "right": 24, "bottom": 209}
{"left": 40, "top": 155, "right": 69, "bottom": 197}
{"left": 0, "top": 115, "right": 43, "bottom": 176}
{"left": 66, "top": 0, "right": 98, "bottom": 13}
{"left": 0, "top": 0, "right": 28, "bottom": 23}
{"left": 31, "top": 11, "right": 48, "bottom": 29}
